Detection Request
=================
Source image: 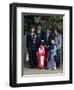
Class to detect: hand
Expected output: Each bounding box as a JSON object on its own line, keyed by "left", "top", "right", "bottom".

{"left": 44, "top": 45, "right": 47, "bottom": 48}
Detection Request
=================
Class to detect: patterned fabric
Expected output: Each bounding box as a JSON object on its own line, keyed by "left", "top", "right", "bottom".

{"left": 47, "top": 44, "right": 57, "bottom": 69}
{"left": 37, "top": 46, "right": 46, "bottom": 68}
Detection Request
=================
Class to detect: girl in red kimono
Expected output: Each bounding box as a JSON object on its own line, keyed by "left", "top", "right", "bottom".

{"left": 37, "top": 40, "right": 46, "bottom": 69}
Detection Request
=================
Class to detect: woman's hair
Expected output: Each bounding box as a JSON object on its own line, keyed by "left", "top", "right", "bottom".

{"left": 54, "top": 27, "right": 60, "bottom": 33}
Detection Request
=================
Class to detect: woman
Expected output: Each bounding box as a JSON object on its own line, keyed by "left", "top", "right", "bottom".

{"left": 47, "top": 39, "right": 57, "bottom": 70}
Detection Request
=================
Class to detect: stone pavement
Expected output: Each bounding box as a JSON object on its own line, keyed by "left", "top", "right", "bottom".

{"left": 23, "top": 65, "right": 63, "bottom": 75}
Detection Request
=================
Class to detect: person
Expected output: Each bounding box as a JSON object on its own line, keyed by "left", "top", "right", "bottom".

{"left": 37, "top": 40, "right": 46, "bottom": 69}
{"left": 26, "top": 26, "right": 37, "bottom": 68}
{"left": 54, "top": 28, "right": 62, "bottom": 67}
{"left": 47, "top": 39, "right": 57, "bottom": 70}
{"left": 36, "top": 24, "right": 44, "bottom": 50}
{"left": 44, "top": 27, "right": 54, "bottom": 67}
{"left": 44, "top": 27, "right": 54, "bottom": 46}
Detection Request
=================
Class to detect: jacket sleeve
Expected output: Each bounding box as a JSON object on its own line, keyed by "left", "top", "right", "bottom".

{"left": 26, "top": 33, "right": 29, "bottom": 49}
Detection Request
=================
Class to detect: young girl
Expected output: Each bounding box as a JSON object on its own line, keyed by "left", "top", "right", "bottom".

{"left": 47, "top": 39, "right": 57, "bottom": 70}
{"left": 37, "top": 40, "right": 46, "bottom": 69}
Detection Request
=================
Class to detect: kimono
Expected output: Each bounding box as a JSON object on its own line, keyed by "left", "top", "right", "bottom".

{"left": 47, "top": 44, "right": 57, "bottom": 69}
{"left": 37, "top": 46, "right": 46, "bottom": 68}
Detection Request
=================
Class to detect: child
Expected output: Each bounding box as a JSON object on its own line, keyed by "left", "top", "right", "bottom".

{"left": 47, "top": 39, "right": 57, "bottom": 70}
{"left": 37, "top": 40, "right": 46, "bottom": 69}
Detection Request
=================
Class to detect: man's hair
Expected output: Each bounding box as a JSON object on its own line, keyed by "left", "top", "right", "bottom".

{"left": 30, "top": 25, "right": 36, "bottom": 32}
{"left": 31, "top": 24, "right": 36, "bottom": 29}
{"left": 46, "top": 26, "right": 51, "bottom": 31}
{"left": 37, "top": 23, "right": 42, "bottom": 27}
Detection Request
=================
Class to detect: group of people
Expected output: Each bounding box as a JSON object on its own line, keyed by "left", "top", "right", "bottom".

{"left": 26, "top": 24, "right": 62, "bottom": 70}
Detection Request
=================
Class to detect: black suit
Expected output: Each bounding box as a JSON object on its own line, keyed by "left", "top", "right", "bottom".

{"left": 44, "top": 32, "right": 54, "bottom": 46}
{"left": 36, "top": 30, "right": 45, "bottom": 50}
{"left": 26, "top": 32, "right": 37, "bottom": 68}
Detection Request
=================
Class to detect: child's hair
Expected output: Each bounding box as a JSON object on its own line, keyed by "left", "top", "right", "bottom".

{"left": 40, "top": 40, "right": 44, "bottom": 45}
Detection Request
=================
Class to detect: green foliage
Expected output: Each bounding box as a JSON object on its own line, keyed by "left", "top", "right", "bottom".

{"left": 49, "top": 16, "right": 63, "bottom": 22}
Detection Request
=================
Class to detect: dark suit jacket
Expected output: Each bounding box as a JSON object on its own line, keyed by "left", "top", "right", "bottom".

{"left": 36, "top": 30, "right": 45, "bottom": 49}
{"left": 26, "top": 32, "right": 37, "bottom": 52}
{"left": 44, "top": 32, "right": 54, "bottom": 46}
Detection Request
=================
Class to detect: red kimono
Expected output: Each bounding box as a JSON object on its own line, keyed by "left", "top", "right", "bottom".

{"left": 37, "top": 46, "right": 46, "bottom": 68}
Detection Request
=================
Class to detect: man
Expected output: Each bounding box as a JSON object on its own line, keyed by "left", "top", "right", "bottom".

{"left": 44, "top": 27, "right": 54, "bottom": 46}
{"left": 54, "top": 28, "right": 62, "bottom": 67}
{"left": 36, "top": 24, "right": 44, "bottom": 50}
{"left": 26, "top": 26, "right": 37, "bottom": 68}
